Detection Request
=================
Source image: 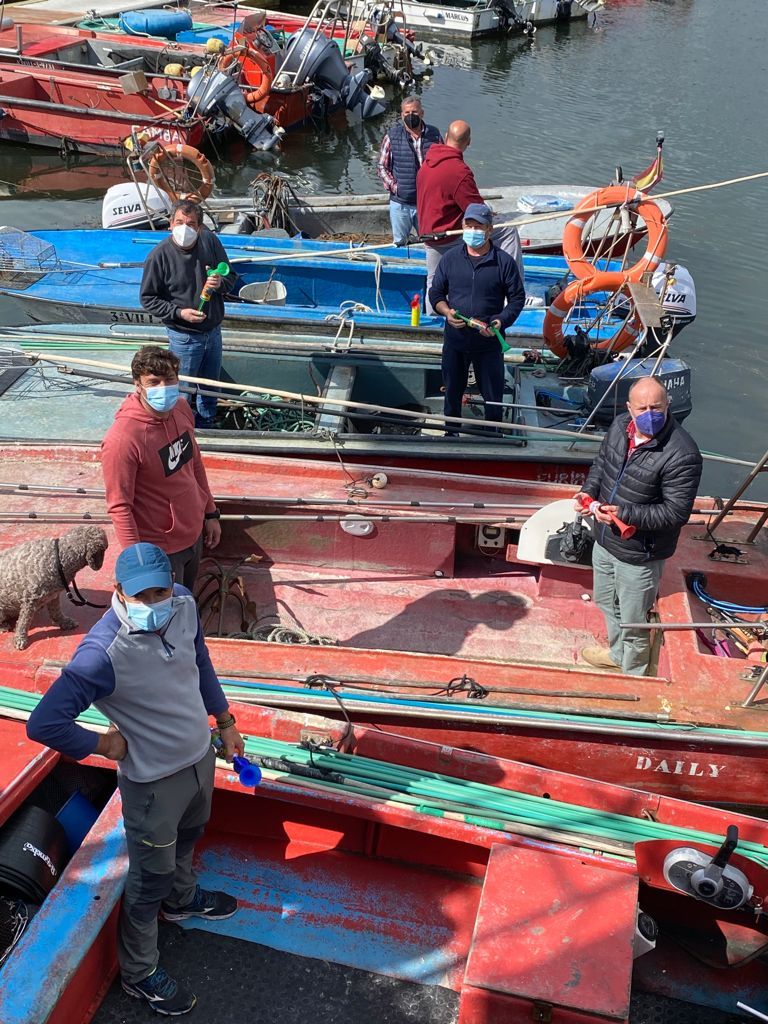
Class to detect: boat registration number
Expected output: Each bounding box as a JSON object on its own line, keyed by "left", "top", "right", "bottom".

{"left": 109, "top": 311, "right": 160, "bottom": 325}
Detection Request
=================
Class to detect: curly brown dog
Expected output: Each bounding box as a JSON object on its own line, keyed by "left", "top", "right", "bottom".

{"left": 0, "top": 526, "right": 109, "bottom": 650}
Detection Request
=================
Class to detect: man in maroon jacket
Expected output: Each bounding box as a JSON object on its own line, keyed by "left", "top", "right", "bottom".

{"left": 417, "top": 120, "right": 523, "bottom": 312}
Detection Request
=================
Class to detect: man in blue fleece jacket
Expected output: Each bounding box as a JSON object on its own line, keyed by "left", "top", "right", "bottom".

{"left": 427, "top": 203, "right": 525, "bottom": 434}
{"left": 27, "top": 542, "right": 244, "bottom": 1017}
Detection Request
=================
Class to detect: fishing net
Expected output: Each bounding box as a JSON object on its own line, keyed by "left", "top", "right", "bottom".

{"left": 0, "top": 228, "right": 60, "bottom": 287}
{"left": 221, "top": 392, "right": 315, "bottom": 433}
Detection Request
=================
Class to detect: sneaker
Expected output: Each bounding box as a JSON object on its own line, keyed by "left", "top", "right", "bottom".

{"left": 581, "top": 646, "right": 620, "bottom": 670}
{"left": 160, "top": 885, "right": 238, "bottom": 922}
{"left": 122, "top": 966, "right": 197, "bottom": 1016}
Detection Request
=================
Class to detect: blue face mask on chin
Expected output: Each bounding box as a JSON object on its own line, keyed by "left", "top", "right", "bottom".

{"left": 144, "top": 384, "right": 180, "bottom": 413}
{"left": 463, "top": 228, "right": 487, "bottom": 248}
{"left": 634, "top": 410, "right": 667, "bottom": 436}
{"left": 126, "top": 596, "right": 174, "bottom": 632}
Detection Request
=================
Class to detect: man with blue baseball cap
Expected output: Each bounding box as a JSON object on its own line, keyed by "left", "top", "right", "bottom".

{"left": 428, "top": 203, "right": 525, "bottom": 434}
{"left": 28, "top": 542, "right": 244, "bottom": 1016}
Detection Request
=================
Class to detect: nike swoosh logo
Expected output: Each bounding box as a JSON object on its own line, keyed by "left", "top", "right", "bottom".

{"left": 167, "top": 442, "right": 189, "bottom": 472}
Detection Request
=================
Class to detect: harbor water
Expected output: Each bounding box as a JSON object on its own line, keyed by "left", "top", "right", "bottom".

{"left": 0, "top": 0, "right": 765, "bottom": 496}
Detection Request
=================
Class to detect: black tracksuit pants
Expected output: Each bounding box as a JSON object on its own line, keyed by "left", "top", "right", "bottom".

{"left": 442, "top": 344, "right": 504, "bottom": 434}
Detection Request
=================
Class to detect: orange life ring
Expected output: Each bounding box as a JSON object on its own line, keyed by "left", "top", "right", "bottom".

{"left": 543, "top": 271, "right": 643, "bottom": 359}
{"left": 562, "top": 185, "right": 668, "bottom": 282}
{"left": 218, "top": 44, "right": 274, "bottom": 105}
{"left": 148, "top": 143, "right": 214, "bottom": 202}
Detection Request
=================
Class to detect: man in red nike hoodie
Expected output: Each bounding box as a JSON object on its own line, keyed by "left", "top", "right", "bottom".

{"left": 417, "top": 120, "right": 523, "bottom": 312}
{"left": 101, "top": 346, "right": 220, "bottom": 589}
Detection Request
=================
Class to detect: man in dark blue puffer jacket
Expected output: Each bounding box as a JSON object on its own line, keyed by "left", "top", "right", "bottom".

{"left": 377, "top": 95, "right": 442, "bottom": 246}
{"left": 576, "top": 376, "right": 702, "bottom": 676}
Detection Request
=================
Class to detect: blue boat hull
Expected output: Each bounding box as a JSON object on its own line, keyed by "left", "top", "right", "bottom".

{"left": 0, "top": 229, "right": 622, "bottom": 341}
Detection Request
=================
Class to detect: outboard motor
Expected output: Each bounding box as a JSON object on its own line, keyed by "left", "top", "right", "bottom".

{"left": 362, "top": 40, "right": 412, "bottom": 90}
{"left": 586, "top": 358, "right": 692, "bottom": 426}
{"left": 102, "top": 182, "right": 173, "bottom": 229}
{"left": 492, "top": 0, "right": 535, "bottom": 35}
{"left": 382, "top": 20, "right": 434, "bottom": 78}
{"left": 186, "top": 70, "right": 283, "bottom": 151}
{"left": 279, "top": 29, "right": 385, "bottom": 119}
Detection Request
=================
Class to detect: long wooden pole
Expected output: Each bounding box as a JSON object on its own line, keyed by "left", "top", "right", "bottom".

{"left": 27, "top": 351, "right": 604, "bottom": 443}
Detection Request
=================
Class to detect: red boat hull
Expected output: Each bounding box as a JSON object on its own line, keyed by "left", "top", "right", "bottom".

{"left": 2, "top": 444, "right": 767, "bottom": 807}
{"left": 0, "top": 62, "right": 202, "bottom": 153}
{"left": 3, "top": 704, "right": 768, "bottom": 1022}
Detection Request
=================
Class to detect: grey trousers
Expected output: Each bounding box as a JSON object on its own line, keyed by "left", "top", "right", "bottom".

{"left": 168, "top": 533, "right": 204, "bottom": 592}
{"left": 591, "top": 542, "right": 664, "bottom": 676}
{"left": 424, "top": 226, "right": 526, "bottom": 315}
{"left": 117, "top": 745, "right": 215, "bottom": 983}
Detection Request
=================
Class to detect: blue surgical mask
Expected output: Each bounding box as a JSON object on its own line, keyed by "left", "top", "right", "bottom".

{"left": 144, "top": 384, "right": 180, "bottom": 413}
{"left": 126, "top": 597, "right": 174, "bottom": 632}
{"left": 463, "top": 228, "right": 486, "bottom": 248}
{"left": 634, "top": 410, "right": 667, "bottom": 436}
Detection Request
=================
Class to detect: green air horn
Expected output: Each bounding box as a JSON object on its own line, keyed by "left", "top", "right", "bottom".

{"left": 198, "top": 263, "right": 230, "bottom": 311}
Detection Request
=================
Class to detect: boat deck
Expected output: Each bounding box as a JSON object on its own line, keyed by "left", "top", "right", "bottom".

{"left": 3, "top": 443, "right": 768, "bottom": 802}
{"left": 1, "top": 443, "right": 765, "bottom": 705}
{"left": 90, "top": 921, "right": 735, "bottom": 1024}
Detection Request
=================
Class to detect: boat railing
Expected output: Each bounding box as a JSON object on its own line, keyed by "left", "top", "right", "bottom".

{"left": 0, "top": 25, "right": 23, "bottom": 56}
{"left": 705, "top": 446, "right": 768, "bottom": 546}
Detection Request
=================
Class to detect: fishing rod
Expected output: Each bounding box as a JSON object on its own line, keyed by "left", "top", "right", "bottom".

{"left": 21, "top": 351, "right": 767, "bottom": 468}
{"left": 0, "top": 510, "right": 531, "bottom": 526}
{"left": 0, "top": 480, "right": 541, "bottom": 509}
{"left": 90, "top": 169, "right": 768, "bottom": 269}
{"left": 219, "top": 669, "right": 639, "bottom": 702}
{"left": 424, "top": 170, "right": 768, "bottom": 242}
{"left": 0, "top": 326, "right": 547, "bottom": 364}
{"left": 230, "top": 689, "right": 664, "bottom": 724}
{"left": 27, "top": 362, "right": 568, "bottom": 438}
{"left": 621, "top": 621, "right": 768, "bottom": 631}
{"left": 0, "top": 480, "right": 746, "bottom": 518}
{"left": 5, "top": 169, "right": 763, "bottom": 282}
{"left": 22, "top": 351, "right": 605, "bottom": 443}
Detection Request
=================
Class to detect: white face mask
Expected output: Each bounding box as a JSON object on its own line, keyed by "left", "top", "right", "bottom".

{"left": 171, "top": 223, "right": 198, "bottom": 248}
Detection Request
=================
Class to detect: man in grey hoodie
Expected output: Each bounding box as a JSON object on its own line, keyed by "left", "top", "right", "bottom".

{"left": 27, "top": 542, "right": 244, "bottom": 1016}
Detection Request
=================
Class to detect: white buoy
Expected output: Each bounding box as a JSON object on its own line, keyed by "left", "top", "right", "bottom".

{"left": 371, "top": 473, "right": 388, "bottom": 489}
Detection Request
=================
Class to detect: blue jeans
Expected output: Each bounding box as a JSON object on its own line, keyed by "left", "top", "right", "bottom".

{"left": 389, "top": 200, "right": 418, "bottom": 246}
{"left": 166, "top": 325, "right": 222, "bottom": 426}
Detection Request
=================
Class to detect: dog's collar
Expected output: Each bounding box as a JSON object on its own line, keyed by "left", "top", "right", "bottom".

{"left": 53, "top": 538, "right": 107, "bottom": 609}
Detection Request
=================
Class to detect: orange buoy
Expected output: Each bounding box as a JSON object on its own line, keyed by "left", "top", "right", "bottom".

{"left": 218, "top": 44, "right": 274, "bottom": 105}
{"left": 562, "top": 185, "right": 668, "bottom": 282}
{"left": 543, "top": 271, "right": 643, "bottom": 359}
{"left": 148, "top": 144, "right": 214, "bottom": 203}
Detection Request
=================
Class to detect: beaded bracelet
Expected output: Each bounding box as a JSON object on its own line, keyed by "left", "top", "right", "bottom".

{"left": 216, "top": 715, "right": 236, "bottom": 731}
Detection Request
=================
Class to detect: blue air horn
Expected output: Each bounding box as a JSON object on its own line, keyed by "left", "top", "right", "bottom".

{"left": 232, "top": 755, "right": 262, "bottom": 788}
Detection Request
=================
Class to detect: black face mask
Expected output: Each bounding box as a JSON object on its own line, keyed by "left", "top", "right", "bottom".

{"left": 403, "top": 113, "right": 422, "bottom": 131}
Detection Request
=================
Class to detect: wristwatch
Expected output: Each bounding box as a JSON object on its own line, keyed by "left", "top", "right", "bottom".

{"left": 205, "top": 509, "right": 221, "bottom": 520}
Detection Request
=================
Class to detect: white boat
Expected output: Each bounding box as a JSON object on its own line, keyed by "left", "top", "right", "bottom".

{"left": 205, "top": 183, "right": 672, "bottom": 257}
{"left": 390, "top": 0, "right": 602, "bottom": 41}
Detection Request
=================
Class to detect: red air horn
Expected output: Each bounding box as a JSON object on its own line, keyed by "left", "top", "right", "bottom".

{"left": 577, "top": 494, "right": 636, "bottom": 540}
